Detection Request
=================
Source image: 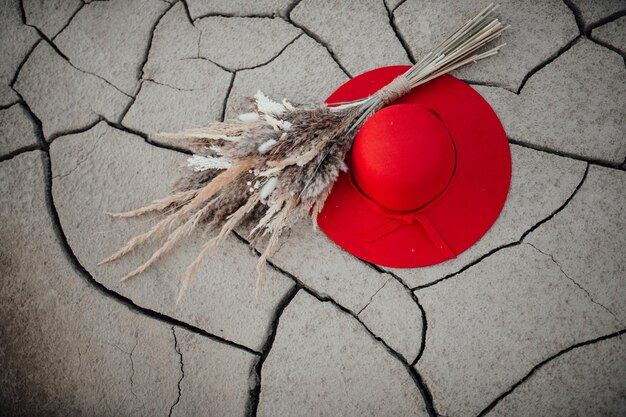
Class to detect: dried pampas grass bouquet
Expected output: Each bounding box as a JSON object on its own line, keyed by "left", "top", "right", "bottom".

{"left": 101, "top": 4, "right": 508, "bottom": 301}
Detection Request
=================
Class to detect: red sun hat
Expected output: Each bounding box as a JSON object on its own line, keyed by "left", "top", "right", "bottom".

{"left": 317, "top": 65, "right": 512, "bottom": 268}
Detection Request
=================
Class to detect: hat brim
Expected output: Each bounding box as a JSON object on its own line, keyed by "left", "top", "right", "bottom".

{"left": 317, "top": 66, "right": 511, "bottom": 268}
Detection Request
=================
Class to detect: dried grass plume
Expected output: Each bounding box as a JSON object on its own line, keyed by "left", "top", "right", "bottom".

{"left": 101, "top": 4, "right": 508, "bottom": 301}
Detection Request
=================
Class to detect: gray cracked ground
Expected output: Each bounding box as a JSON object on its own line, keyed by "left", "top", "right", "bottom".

{"left": 0, "top": 0, "right": 624, "bottom": 416}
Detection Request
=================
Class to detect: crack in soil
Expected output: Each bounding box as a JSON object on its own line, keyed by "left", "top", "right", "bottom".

{"left": 180, "top": 31, "right": 302, "bottom": 84}
{"left": 281, "top": 15, "right": 352, "bottom": 78}
{"left": 300, "top": 286, "right": 439, "bottom": 417}
{"left": 38, "top": 147, "right": 261, "bottom": 356}
{"left": 356, "top": 274, "right": 392, "bottom": 315}
{"left": 18, "top": 0, "right": 82, "bottom": 41}
{"left": 8, "top": 37, "right": 42, "bottom": 89}
{"left": 476, "top": 327, "right": 626, "bottom": 416}
{"left": 588, "top": 35, "right": 626, "bottom": 66}
{"left": 46, "top": 117, "right": 104, "bottom": 144}
{"left": 50, "top": 129, "right": 104, "bottom": 179}
{"left": 245, "top": 286, "right": 299, "bottom": 417}
{"left": 224, "top": 32, "right": 304, "bottom": 72}
{"left": 38, "top": 35, "right": 133, "bottom": 99}
{"left": 50, "top": 2, "right": 85, "bottom": 41}
{"left": 232, "top": 231, "right": 439, "bottom": 417}
{"left": 507, "top": 138, "right": 626, "bottom": 171}
{"left": 391, "top": 0, "right": 408, "bottom": 13}
{"left": 562, "top": 0, "right": 586, "bottom": 34}
{"left": 192, "top": 12, "right": 277, "bottom": 22}
{"left": 104, "top": 119, "right": 192, "bottom": 155}
{"left": 0, "top": 143, "right": 42, "bottom": 163}
{"left": 412, "top": 164, "right": 590, "bottom": 291}
{"left": 220, "top": 72, "right": 235, "bottom": 122}
{"left": 525, "top": 242, "right": 621, "bottom": 324}
{"left": 514, "top": 35, "right": 581, "bottom": 95}
{"left": 0, "top": 101, "right": 20, "bottom": 110}
{"left": 386, "top": 0, "right": 584, "bottom": 95}
{"left": 136, "top": 1, "right": 177, "bottom": 96}
{"left": 383, "top": 0, "right": 415, "bottom": 64}
{"left": 562, "top": 0, "right": 626, "bottom": 35}
{"left": 283, "top": 0, "right": 303, "bottom": 19}
{"left": 365, "top": 262, "right": 429, "bottom": 365}
{"left": 169, "top": 327, "right": 184, "bottom": 417}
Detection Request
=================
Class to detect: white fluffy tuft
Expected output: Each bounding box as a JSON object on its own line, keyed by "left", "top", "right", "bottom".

{"left": 257, "top": 139, "right": 277, "bottom": 154}
{"left": 238, "top": 112, "right": 260, "bottom": 122}
{"left": 260, "top": 177, "right": 279, "bottom": 199}
{"left": 255, "top": 91, "right": 286, "bottom": 115}
{"left": 187, "top": 155, "right": 232, "bottom": 171}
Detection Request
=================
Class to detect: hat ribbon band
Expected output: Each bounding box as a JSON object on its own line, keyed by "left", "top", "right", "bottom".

{"left": 359, "top": 200, "right": 455, "bottom": 259}
{"left": 348, "top": 173, "right": 455, "bottom": 258}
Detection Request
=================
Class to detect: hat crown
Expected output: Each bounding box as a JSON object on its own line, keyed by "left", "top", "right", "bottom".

{"left": 351, "top": 104, "right": 456, "bottom": 212}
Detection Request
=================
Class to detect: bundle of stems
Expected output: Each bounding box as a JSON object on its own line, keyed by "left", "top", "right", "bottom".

{"left": 335, "top": 3, "right": 507, "bottom": 125}
{"left": 101, "top": 3, "right": 507, "bottom": 301}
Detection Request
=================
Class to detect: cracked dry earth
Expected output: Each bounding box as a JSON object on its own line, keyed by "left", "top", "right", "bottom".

{"left": 0, "top": 0, "right": 624, "bottom": 416}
